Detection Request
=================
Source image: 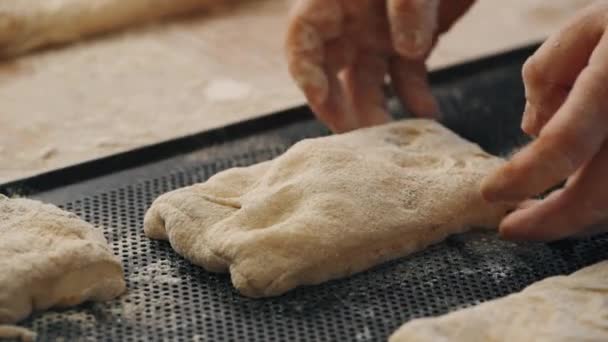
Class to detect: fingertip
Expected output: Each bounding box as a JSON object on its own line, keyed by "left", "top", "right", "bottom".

{"left": 388, "top": 0, "right": 438, "bottom": 59}
{"left": 497, "top": 191, "right": 581, "bottom": 242}
{"left": 291, "top": 63, "right": 329, "bottom": 106}
{"left": 393, "top": 30, "right": 432, "bottom": 59}
{"left": 389, "top": 60, "right": 439, "bottom": 119}
{"left": 498, "top": 221, "right": 526, "bottom": 241}
{"left": 521, "top": 102, "right": 538, "bottom": 137}
{"left": 308, "top": 101, "right": 341, "bottom": 133}
{"left": 480, "top": 167, "right": 513, "bottom": 202}
{"left": 498, "top": 209, "right": 544, "bottom": 242}
{"left": 409, "top": 92, "right": 440, "bottom": 119}
{"left": 306, "top": 84, "right": 329, "bottom": 109}
{"left": 365, "top": 109, "right": 393, "bottom": 126}
{"left": 498, "top": 209, "right": 533, "bottom": 241}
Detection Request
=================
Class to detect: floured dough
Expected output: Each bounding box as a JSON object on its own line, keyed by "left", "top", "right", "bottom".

{"left": 144, "top": 119, "right": 511, "bottom": 297}
{"left": 390, "top": 261, "right": 608, "bottom": 341}
{"left": 0, "top": 0, "right": 235, "bottom": 58}
{"left": 0, "top": 195, "right": 126, "bottom": 324}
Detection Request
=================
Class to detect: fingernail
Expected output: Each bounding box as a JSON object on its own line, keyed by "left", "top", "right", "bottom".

{"left": 293, "top": 62, "right": 328, "bottom": 105}
{"left": 395, "top": 30, "right": 430, "bottom": 58}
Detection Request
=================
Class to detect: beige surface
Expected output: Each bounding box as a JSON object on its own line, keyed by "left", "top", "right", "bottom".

{"left": 0, "top": 0, "right": 595, "bottom": 183}
{"left": 390, "top": 260, "right": 608, "bottom": 342}
{"left": 143, "top": 119, "right": 510, "bottom": 297}
{"left": 0, "top": 0, "right": 237, "bottom": 58}
{"left": 429, "top": 0, "right": 595, "bottom": 67}
{"left": 0, "top": 0, "right": 298, "bottom": 184}
{"left": 0, "top": 195, "right": 126, "bottom": 324}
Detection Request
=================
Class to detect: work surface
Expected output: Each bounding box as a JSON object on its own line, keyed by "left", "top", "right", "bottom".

{"left": 0, "top": 0, "right": 595, "bottom": 183}
{"left": 11, "top": 47, "right": 608, "bottom": 341}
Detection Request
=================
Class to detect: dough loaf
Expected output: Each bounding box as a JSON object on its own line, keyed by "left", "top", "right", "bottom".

{"left": 0, "top": 195, "right": 126, "bottom": 324}
{"left": 390, "top": 260, "right": 608, "bottom": 341}
{"left": 0, "top": 0, "right": 233, "bottom": 58}
{"left": 144, "top": 119, "right": 511, "bottom": 297}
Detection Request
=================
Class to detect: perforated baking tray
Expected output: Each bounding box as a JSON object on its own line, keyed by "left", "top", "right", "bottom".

{"left": 3, "top": 44, "right": 607, "bottom": 341}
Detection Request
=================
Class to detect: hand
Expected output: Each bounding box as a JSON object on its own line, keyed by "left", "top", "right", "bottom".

{"left": 482, "top": 2, "right": 608, "bottom": 241}
{"left": 285, "top": 0, "right": 476, "bottom": 133}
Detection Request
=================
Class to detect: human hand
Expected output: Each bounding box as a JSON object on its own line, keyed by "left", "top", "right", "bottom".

{"left": 482, "top": 2, "right": 608, "bottom": 241}
{"left": 285, "top": 0, "right": 476, "bottom": 132}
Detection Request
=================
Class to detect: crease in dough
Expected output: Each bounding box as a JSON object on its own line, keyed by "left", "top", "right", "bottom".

{"left": 0, "top": 195, "right": 126, "bottom": 324}
{"left": 144, "top": 119, "right": 512, "bottom": 297}
{"left": 390, "top": 260, "right": 608, "bottom": 342}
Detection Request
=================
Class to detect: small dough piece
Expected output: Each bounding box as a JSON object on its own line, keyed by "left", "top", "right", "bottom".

{"left": 0, "top": 0, "right": 232, "bottom": 58}
{"left": 0, "top": 195, "right": 126, "bottom": 324}
{"left": 390, "top": 261, "right": 608, "bottom": 342}
{"left": 0, "top": 325, "right": 36, "bottom": 342}
{"left": 144, "top": 119, "right": 510, "bottom": 297}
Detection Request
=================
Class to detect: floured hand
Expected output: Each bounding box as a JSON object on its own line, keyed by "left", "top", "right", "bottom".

{"left": 285, "top": 0, "right": 476, "bottom": 132}
{"left": 482, "top": 2, "right": 608, "bottom": 241}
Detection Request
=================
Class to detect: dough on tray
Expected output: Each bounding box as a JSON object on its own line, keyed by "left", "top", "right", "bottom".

{"left": 0, "top": 0, "right": 232, "bottom": 57}
{"left": 144, "top": 119, "right": 511, "bottom": 297}
{"left": 0, "top": 196, "right": 126, "bottom": 324}
{"left": 390, "top": 261, "right": 608, "bottom": 342}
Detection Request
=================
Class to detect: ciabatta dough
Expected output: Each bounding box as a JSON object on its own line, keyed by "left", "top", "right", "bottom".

{"left": 144, "top": 119, "right": 510, "bottom": 297}
{"left": 0, "top": 0, "right": 229, "bottom": 57}
{"left": 390, "top": 261, "right": 608, "bottom": 341}
{"left": 0, "top": 195, "right": 126, "bottom": 324}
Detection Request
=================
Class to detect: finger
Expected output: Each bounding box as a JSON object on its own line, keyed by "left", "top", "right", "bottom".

{"left": 387, "top": 0, "right": 440, "bottom": 59}
{"left": 521, "top": 88, "right": 568, "bottom": 137}
{"left": 499, "top": 143, "right": 608, "bottom": 241}
{"left": 517, "top": 199, "right": 541, "bottom": 210}
{"left": 313, "top": 39, "right": 357, "bottom": 133}
{"left": 482, "top": 30, "right": 608, "bottom": 203}
{"left": 342, "top": 53, "right": 392, "bottom": 129}
{"left": 520, "top": 5, "right": 605, "bottom": 136}
{"left": 285, "top": 0, "right": 343, "bottom": 106}
{"left": 389, "top": 57, "right": 439, "bottom": 118}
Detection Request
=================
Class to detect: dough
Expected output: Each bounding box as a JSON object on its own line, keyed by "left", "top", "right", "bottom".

{"left": 0, "top": 325, "right": 36, "bottom": 342}
{"left": 390, "top": 261, "right": 608, "bottom": 342}
{"left": 0, "top": 0, "right": 234, "bottom": 58}
{"left": 144, "top": 119, "right": 511, "bottom": 297}
{"left": 0, "top": 195, "right": 126, "bottom": 324}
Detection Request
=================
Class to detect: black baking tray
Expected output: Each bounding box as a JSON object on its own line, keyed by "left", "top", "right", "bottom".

{"left": 3, "top": 44, "right": 607, "bottom": 341}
